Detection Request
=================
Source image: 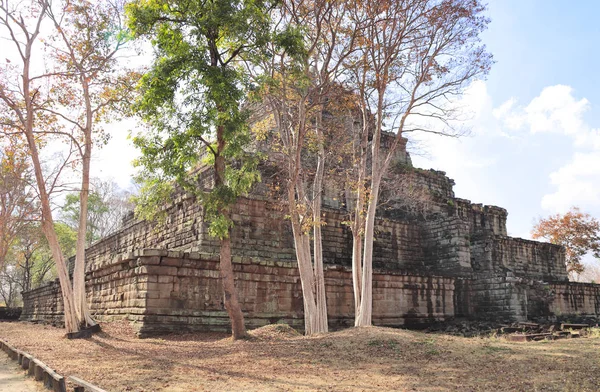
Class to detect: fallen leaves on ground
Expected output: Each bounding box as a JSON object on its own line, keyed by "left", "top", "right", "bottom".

{"left": 1, "top": 320, "right": 599, "bottom": 391}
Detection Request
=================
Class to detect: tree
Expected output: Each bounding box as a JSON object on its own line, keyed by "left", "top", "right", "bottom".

{"left": 346, "top": 0, "right": 491, "bottom": 326}
{"left": 532, "top": 207, "right": 600, "bottom": 279}
{"left": 579, "top": 264, "right": 600, "bottom": 284}
{"left": 61, "top": 180, "right": 134, "bottom": 245}
{"left": 0, "top": 0, "right": 136, "bottom": 333}
{"left": 0, "top": 139, "right": 38, "bottom": 270}
{"left": 0, "top": 264, "right": 21, "bottom": 307}
{"left": 0, "top": 222, "right": 75, "bottom": 307}
{"left": 0, "top": 0, "right": 81, "bottom": 333}
{"left": 46, "top": 0, "right": 137, "bottom": 328}
{"left": 126, "top": 0, "right": 274, "bottom": 340}
{"left": 256, "top": 0, "right": 361, "bottom": 335}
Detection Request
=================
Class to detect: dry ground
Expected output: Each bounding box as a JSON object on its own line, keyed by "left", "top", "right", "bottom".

{"left": 0, "top": 354, "right": 44, "bottom": 392}
{"left": 1, "top": 321, "right": 599, "bottom": 392}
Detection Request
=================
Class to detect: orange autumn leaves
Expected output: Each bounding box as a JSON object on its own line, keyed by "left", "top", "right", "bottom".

{"left": 532, "top": 207, "right": 600, "bottom": 277}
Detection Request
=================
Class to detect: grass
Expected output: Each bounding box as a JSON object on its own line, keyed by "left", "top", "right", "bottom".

{"left": 1, "top": 320, "right": 600, "bottom": 391}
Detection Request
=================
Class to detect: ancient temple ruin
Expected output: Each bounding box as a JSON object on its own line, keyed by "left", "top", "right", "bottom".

{"left": 20, "top": 134, "right": 600, "bottom": 336}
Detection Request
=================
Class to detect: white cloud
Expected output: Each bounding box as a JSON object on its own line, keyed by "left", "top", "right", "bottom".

{"left": 492, "top": 85, "right": 600, "bottom": 213}
{"left": 525, "top": 85, "right": 589, "bottom": 135}
{"left": 541, "top": 152, "right": 600, "bottom": 213}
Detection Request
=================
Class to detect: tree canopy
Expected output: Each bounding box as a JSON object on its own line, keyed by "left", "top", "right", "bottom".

{"left": 532, "top": 207, "right": 600, "bottom": 278}
{"left": 126, "top": 0, "right": 277, "bottom": 339}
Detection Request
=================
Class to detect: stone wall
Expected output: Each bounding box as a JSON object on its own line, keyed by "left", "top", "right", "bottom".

{"left": 84, "top": 195, "right": 433, "bottom": 276}
{"left": 454, "top": 199, "right": 508, "bottom": 236}
{"left": 470, "top": 235, "right": 567, "bottom": 282}
{"left": 525, "top": 282, "right": 600, "bottom": 321}
{"left": 421, "top": 217, "right": 472, "bottom": 277}
{"left": 21, "top": 135, "right": 595, "bottom": 332}
{"left": 21, "top": 284, "right": 63, "bottom": 326}
{"left": 21, "top": 250, "right": 456, "bottom": 336}
{"left": 465, "top": 274, "right": 528, "bottom": 322}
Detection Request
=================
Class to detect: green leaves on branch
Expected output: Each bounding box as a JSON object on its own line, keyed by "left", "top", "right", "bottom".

{"left": 126, "top": 0, "right": 273, "bottom": 239}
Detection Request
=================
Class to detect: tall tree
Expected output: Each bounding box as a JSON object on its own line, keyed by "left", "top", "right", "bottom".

{"left": 256, "top": 0, "right": 361, "bottom": 335}
{"left": 346, "top": 0, "right": 492, "bottom": 326}
{"left": 0, "top": 222, "right": 75, "bottom": 300}
{"left": 532, "top": 207, "right": 600, "bottom": 280}
{"left": 0, "top": 0, "right": 80, "bottom": 333}
{"left": 127, "top": 0, "right": 274, "bottom": 340}
{"left": 0, "top": 0, "right": 136, "bottom": 333}
{"left": 46, "top": 0, "right": 136, "bottom": 328}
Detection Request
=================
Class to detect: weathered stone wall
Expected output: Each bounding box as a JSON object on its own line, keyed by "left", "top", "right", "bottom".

{"left": 421, "top": 217, "right": 472, "bottom": 277}
{"left": 470, "top": 235, "right": 567, "bottom": 281}
{"left": 21, "top": 284, "right": 63, "bottom": 326}
{"left": 21, "top": 250, "right": 456, "bottom": 336}
{"left": 454, "top": 199, "right": 508, "bottom": 236}
{"left": 527, "top": 282, "right": 600, "bottom": 321}
{"left": 465, "top": 274, "right": 529, "bottom": 322}
{"left": 85, "top": 196, "right": 431, "bottom": 275}
{"left": 22, "top": 252, "right": 151, "bottom": 326}
{"left": 21, "top": 134, "right": 594, "bottom": 332}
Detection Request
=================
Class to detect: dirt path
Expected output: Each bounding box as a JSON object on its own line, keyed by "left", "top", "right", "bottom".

{"left": 0, "top": 355, "right": 42, "bottom": 392}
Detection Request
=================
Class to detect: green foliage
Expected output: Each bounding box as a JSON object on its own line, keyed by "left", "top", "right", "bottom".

{"left": 131, "top": 179, "right": 174, "bottom": 225}
{"left": 1, "top": 221, "right": 76, "bottom": 299}
{"left": 126, "top": 0, "right": 273, "bottom": 239}
{"left": 53, "top": 222, "right": 78, "bottom": 258}
{"left": 61, "top": 192, "right": 109, "bottom": 244}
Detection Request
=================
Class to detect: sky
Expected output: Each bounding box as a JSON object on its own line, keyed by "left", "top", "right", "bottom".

{"left": 409, "top": 0, "right": 600, "bottom": 241}
{"left": 93, "top": 0, "right": 600, "bottom": 243}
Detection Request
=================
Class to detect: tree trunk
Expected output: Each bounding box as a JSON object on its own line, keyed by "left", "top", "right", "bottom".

{"left": 351, "top": 232, "right": 362, "bottom": 324}
{"left": 215, "top": 129, "right": 247, "bottom": 339}
{"left": 73, "top": 147, "right": 95, "bottom": 327}
{"left": 356, "top": 95, "right": 385, "bottom": 327}
{"left": 40, "top": 216, "right": 79, "bottom": 332}
{"left": 72, "top": 76, "right": 97, "bottom": 328}
{"left": 356, "top": 177, "right": 381, "bottom": 327}
{"left": 351, "top": 104, "right": 368, "bottom": 324}
{"left": 219, "top": 233, "right": 247, "bottom": 339}
{"left": 311, "top": 117, "right": 328, "bottom": 333}
{"left": 20, "top": 32, "right": 79, "bottom": 333}
{"left": 288, "top": 198, "right": 319, "bottom": 335}
{"left": 312, "top": 222, "right": 328, "bottom": 332}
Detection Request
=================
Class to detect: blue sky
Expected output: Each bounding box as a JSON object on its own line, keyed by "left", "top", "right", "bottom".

{"left": 94, "top": 1, "right": 600, "bottom": 243}
{"left": 411, "top": 0, "right": 600, "bottom": 241}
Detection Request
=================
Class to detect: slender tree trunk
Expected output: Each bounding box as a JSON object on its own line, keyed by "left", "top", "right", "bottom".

{"left": 351, "top": 189, "right": 365, "bottom": 324}
{"left": 351, "top": 103, "right": 368, "bottom": 324}
{"left": 312, "top": 123, "right": 328, "bottom": 333}
{"left": 73, "top": 147, "right": 95, "bottom": 327}
{"left": 27, "top": 138, "right": 79, "bottom": 333}
{"left": 355, "top": 93, "right": 386, "bottom": 327}
{"left": 215, "top": 126, "right": 247, "bottom": 339}
{"left": 219, "top": 232, "right": 246, "bottom": 339}
{"left": 356, "top": 177, "right": 381, "bottom": 327}
{"left": 288, "top": 185, "right": 319, "bottom": 335}
{"left": 20, "top": 33, "right": 79, "bottom": 333}
{"left": 73, "top": 76, "right": 97, "bottom": 328}
{"left": 351, "top": 231, "right": 362, "bottom": 324}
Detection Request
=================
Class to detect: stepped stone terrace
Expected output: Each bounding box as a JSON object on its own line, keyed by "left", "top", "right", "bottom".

{"left": 21, "top": 135, "right": 600, "bottom": 336}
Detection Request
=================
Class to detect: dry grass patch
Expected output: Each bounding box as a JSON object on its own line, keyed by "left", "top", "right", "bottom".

{"left": 0, "top": 321, "right": 599, "bottom": 391}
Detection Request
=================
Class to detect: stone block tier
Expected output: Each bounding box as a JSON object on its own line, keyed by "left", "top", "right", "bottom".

{"left": 20, "top": 136, "right": 600, "bottom": 334}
